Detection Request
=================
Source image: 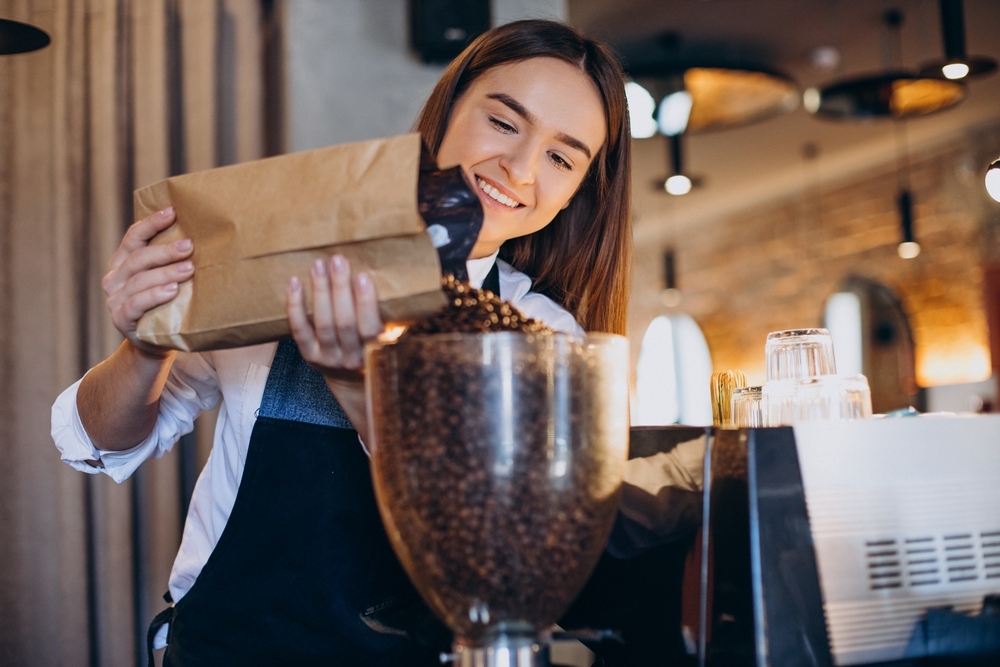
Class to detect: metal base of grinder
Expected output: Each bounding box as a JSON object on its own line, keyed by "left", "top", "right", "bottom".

{"left": 441, "top": 634, "right": 550, "bottom": 667}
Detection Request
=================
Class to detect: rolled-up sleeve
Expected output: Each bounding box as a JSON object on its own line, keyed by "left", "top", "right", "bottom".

{"left": 51, "top": 352, "right": 222, "bottom": 484}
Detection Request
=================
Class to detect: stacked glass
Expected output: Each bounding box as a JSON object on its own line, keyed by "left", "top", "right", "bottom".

{"left": 731, "top": 386, "right": 764, "bottom": 427}
{"left": 760, "top": 328, "right": 872, "bottom": 426}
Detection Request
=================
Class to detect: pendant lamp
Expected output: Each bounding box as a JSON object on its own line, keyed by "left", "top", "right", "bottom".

{"left": 897, "top": 190, "right": 920, "bottom": 259}
{"left": 622, "top": 32, "right": 800, "bottom": 137}
{"left": 630, "top": 66, "right": 800, "bottom": 134}
{"left": 0, "top": 18, "right": 50, "bottom": 55}
{"left": 986, "top": 158, "right": 1000, "bottom": 203}
{"left": 664, "top": 135, "right": 693, "bottom": 196}
{"left": 918, "top": 0, "right": 996, "bottom": 81}
{"left": 810, "top": 9, "right": 965, "bottom": 121}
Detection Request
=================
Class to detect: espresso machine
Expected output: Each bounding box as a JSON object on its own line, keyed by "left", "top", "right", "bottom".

{"left": 689, "top": 416, "right": 1000, "bottom": 667}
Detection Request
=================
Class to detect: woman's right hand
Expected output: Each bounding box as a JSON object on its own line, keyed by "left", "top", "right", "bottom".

{"left": 102, "top": 207, "right": 193, "bottom": 355}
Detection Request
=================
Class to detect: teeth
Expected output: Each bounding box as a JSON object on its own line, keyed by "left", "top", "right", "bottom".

{"left": 477, "top": 177, "right": 519, "bottom": 208}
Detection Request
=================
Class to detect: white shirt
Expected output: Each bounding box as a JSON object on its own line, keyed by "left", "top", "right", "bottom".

{"left": 51, "top": 252, "right": 583, "bottom": 606}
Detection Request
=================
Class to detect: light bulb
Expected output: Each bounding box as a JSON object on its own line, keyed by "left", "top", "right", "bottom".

{"left": 657, "top": 91, "right": 693, "bottom": 137}
{"left": 942, "top": 62, "right": 970, "bottom": 80}
{"left": 803, "top": 87, "right": 821, "bottom": 114}
{"left": 665, "top": 174, "right": 692, "bottom": 196}
{"left": 897, "top": 241, "right": 921, "bottom": 259}
{"left": 625, "top": 82, "right": 658, "bottom": 139}
{"left": 986, "top": 160, "right": 1000, "bottom": 203}
{"left": 660, "top": 288, "right": 682, "bottom": 308}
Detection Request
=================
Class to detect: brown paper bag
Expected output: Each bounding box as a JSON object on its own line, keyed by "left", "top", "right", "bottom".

{"left": 134, "top": 133, "right": 447, "bottom": 352}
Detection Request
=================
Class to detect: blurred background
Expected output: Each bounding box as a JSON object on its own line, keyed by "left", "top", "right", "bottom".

{"left": 1, "top": 0, "right": 998, "bottom": 664}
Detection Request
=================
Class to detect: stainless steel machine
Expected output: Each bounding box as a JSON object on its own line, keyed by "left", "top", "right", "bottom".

{"left": 696, "top": 416, "right": 1000, "bottom": 667}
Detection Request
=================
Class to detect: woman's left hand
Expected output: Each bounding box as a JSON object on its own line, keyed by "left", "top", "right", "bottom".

{"left": 286, "top": 254, "right": 384, "bottom": 380}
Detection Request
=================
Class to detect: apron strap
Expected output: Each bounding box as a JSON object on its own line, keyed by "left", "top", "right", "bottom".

{"left": 147, "top": 604, "right": 174, "bottom": 667}
{"left": 482, "top": 260, "right": 500, "bottom": 298}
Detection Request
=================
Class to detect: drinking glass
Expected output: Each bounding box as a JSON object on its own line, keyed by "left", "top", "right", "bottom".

{"left": 763, "top": 374, "right": 872, "bottom": 425}
{"left": 731, "top": 386, "right": 763, "bottom": 427}
{"left": 765, "top": 328, "right": 837, "bottom": 382}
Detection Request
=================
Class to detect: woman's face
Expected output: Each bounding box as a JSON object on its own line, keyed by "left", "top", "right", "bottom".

{"left": 437, "top": 57, "right": 607, "bottom": 259}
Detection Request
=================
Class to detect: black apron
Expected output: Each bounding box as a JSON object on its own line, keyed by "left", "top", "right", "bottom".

{"left": 147, "top": 264, "right": 501, "bottom": 666}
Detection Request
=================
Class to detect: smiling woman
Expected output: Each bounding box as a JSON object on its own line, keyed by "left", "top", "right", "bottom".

{"left": 437, "top": 58, "right": 607, "bottom": 259}
{"left": 416, "top": 20, "right": 633, "bottom": 335}
{"left": 53, "top": 18, "right": 634, "bottom": 667}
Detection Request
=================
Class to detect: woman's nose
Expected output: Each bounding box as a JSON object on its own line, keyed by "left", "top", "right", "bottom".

{"left": 498, "top": 143, "right": 538, "bottom": 187}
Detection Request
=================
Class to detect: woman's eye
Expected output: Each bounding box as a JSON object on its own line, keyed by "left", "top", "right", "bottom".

{"left": 488, "top": 116, "right": 516, "bottom": 134}
{"left": 549, "top": 152, "right": 571, "bottom": 171}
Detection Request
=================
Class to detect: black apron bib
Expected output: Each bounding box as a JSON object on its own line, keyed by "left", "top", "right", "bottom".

{"left": 149, "top": 339, "right": 452, "bottom": 667}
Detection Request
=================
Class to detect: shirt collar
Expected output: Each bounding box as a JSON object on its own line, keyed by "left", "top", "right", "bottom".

{"left": 466, "top": 250, "right": 500, "bottom": 289}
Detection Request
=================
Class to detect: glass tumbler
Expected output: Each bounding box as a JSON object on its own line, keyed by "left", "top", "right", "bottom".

{"left": 793, "top": 374, "right": 872, "bottom": 421}
{"left": 763, "top": 374, "right": 873, "bottom": 425}
{"left": 731, "top": 386, "right": 763, "bottom": 427}
{"left": 765, "top": 328, "right": 837, "bottom": 382}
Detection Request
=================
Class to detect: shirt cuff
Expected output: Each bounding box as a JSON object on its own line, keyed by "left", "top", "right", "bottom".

{"left": 51, "top": 377, "right": 162, "bottom": 484}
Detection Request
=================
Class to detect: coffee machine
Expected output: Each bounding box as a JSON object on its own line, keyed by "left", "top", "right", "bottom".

{"left": 692, "top": 415, "right": 1000, "bottom": 666}
{"left": 565, "top": 417, "right": 1000, "bottom": 667}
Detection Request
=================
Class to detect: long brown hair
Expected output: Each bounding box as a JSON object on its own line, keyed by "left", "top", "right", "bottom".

{"left": 414, "top": 20, "right": 632, "bottom": 335}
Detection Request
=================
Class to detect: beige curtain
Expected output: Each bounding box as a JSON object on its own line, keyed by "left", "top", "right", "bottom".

{"left": 0, "top": 1, "right": 280, "bottom": 664}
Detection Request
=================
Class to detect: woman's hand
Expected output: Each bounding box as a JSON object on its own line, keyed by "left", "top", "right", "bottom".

{"left": 102, "top": 207, "right": 193, "bottom": 356}
{"left": 286, "top": 254, "right": 384, "bottom": 380}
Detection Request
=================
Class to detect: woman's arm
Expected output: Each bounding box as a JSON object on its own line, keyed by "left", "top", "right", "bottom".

{"left": 76, "top": 207, "right": 195, "bottom": 451}
{"left": 286, "top": 254, "right": 383, "bottom": 443}
{"left": 77, "top": 342, "right": 176, "bottom": 451}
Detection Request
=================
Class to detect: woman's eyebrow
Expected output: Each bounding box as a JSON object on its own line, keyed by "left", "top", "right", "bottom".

{"left": 486, "top": 92, "right": 593, "bottom": 159}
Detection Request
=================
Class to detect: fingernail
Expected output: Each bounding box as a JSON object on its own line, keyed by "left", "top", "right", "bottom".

{"left": 160, "top": 207, "right": 174, "bottom": 218}
{"left": 164, "top": 282, "right": 178, "bottom": 293}
{"left": 178, "top": 261, "right": 194, "bottom": 272}
{"left": 175, "top": 239, "right": 192, "bottom": 252}
{"left": 312, "top": 258, "right": 326, "bottom": 276}
{"left": 289, "top": 276, "right": 301, "bottom": 292}
{"left": 357, "top": 272, "right": 371, "bottom": 289}
{"left": 331, "top": 254, "right": 346, "bottom": 273}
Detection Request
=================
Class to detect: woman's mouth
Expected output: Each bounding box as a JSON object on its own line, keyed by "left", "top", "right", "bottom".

{"left": 476, "top": 176, "right": 522, "bottom": 209}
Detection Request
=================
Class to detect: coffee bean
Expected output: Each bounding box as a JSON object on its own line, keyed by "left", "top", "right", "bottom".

{"left": 404, "top": 275, "right": 552, "bottom": 336}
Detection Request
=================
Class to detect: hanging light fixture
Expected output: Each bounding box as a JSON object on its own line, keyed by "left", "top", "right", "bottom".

{"left": 897, "top": 190, "right": 921, "bottom": 259}
{"left": 809, "top": 9, "right": 966, "bottom": 121}
{"left": 986, "top": 158, "right": 1000, "bottom": 203}
{"left": 627, "top": 68, "right": 799, "bottom": 136}
{"left": 664, "top": 135, "right": 693, "bottom": 196}
{"left": 0, "top": 17, "right": 50, "bottom": 55}
{"left": 623, "top": 32, "right": 799, "bottom": 138}
{"left": 661, "top": 249, "right": 682, "bottom": 307}
{"left": 918, "top": 0, "right": 996, "bottom": 81}
{"left": 623, "top": 33, "right": 798, "bottom": 199}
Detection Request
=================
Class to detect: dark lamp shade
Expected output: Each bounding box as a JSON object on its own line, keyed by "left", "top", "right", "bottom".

{"left": 629, "top": 65, "right": 800, "bottom": 135}
{"left": 812, "top": 71, "right": 965, "bottom": 120}
{"left": 680, "top": 67, "right": 799, "bottom": 133}
{"left": 0, "top": 18, "right": 50, "bottom": 55}
{"left": 918, "top": 56, "right": 997, "bottom": 80}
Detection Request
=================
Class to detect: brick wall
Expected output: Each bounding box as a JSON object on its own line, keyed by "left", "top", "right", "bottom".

{"left": 628, "top": 122, "right": 1000, "bottom": 389}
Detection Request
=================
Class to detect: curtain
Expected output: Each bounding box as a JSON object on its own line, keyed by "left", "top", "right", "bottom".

{"left": 0, "top": 1, "right": 281, "bottom": 664}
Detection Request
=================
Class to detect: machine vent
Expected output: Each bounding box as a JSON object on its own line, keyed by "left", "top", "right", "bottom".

{"left": 904, "top": 536, "right": 941, "bottom": 586}
{"left": 866, "top": 539, "right": 903, "bottom": 590}
{"left": 984, "top": 530, "right": 1000, "bottom": 580}
{"left": 944, "top": 533, "right": 978, "bottom": 583}
{"left": 866, "top": 529, "right": 1000, "bottom": 591}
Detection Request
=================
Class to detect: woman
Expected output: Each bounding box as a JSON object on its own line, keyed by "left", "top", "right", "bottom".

{"left": 51, "top": 19, "right": 632, "bottom": 666}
